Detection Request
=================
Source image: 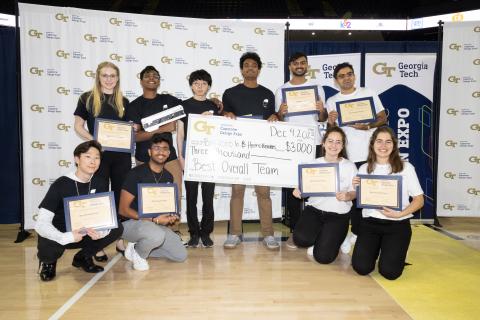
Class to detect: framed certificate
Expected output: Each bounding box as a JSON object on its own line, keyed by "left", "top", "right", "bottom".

{"left": 63, "top": 191, "right": 118, "bottom": 232}
{"left": 282, "top": 85, "right": 319, "bottom": 117}
{"left": 356, "top": 175, "right": 402, "bottom": 210}
{"left": 335, "top": 97, "right": 376, "bottom": 126}
{"left": 298, "top": 163, "right": 339, "bottom": 197}
{"left": 93, "top": 118, "right": 134, "bottom": 153}
{"left": 137, "top": 183, "right": 179, "bottom": 218}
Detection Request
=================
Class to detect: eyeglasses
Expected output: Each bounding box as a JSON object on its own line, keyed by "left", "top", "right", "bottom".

{"left": 150, "top": 145, "right": 169, "bottom": 152}
{"left": 336, "top": 72, "right": 354, "bottom": 80}
{"left": 143, "top": 73, "right": 160, "bottom": 80}
{"left": 100, "top": 74, "right": 118, "bottom": 79}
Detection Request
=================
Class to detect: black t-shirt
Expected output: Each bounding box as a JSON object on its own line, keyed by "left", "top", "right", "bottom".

{"left": 180, "top": 98, "right": 220, "bottom": 141}
{"left": 222, "top": 84, "right": 275, "bottom": 119}
{"left": 127, "top": 94, "right": 182, "bottom": 163}
{"left": 74, "top": 91, "right": 129, "bottom": 134}
{"left": 122, "top": 163, "right": 174, "bottom": 212}
{"left": 38, "top": 175, "right": 109, "bottom": 232}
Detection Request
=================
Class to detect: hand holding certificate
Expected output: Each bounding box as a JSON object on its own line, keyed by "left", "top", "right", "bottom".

{"left": 356, "top": 175, "right": 402, "bottom": 210}
{"left": 94, "top": 118, "right": 134, "bottom": 153}
{"left": 298, "top": 163, "right": 339, "bottom": 197}
{"left": 137, "top": 183, "right": 179, "bottom": 218}
{"left": 63, "top": 192, "right": 118, "bottom": 232}
{"left": 282, "top": 85, "right": 320, "bottom": 117}
{"left": 335, "top": 97, "right": 376, "bottom": 126}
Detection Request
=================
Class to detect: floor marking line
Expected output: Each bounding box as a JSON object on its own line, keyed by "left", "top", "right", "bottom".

{"left": 48, "top": 253, "right": 122, "bottom": 320}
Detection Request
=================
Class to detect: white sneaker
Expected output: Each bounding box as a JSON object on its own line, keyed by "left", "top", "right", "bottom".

{"left": 223, "top": 234, "right": 241, "bottom": 249}
{"left": 263, "top": 235, "right": 280, "bottom": 250}
{"left": 132, "top": 247, "right": 149, "bottom": 271}
{"left": 340, "top": 234, "right": 352, "bottom": 254}
{"left": 307, "top": 246, "right": 314, "bottom": 256}
{"left": 124, "top": 242, "right": 135, "bottom": 262}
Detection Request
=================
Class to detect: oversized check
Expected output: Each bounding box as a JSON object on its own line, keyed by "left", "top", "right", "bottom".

{"left": 184, "top": 115, "right": 317, "bottom": 187}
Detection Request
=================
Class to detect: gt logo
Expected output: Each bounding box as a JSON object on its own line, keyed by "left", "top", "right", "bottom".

{"left": 31, "top": 141, "right": 45, "bottom": 149}
{"left": 186, "top": 40, "right": 197, "bottom": 48}
{"left": 57, "top": 123, "right": 71, "bottom": 132}
{"left": 446, "top": 108, "right": 458, "bottom": 115}
{"left": 58, "top": 160, "right": 71, "bottom": 168}
{"left": 448, "top": 76, "right": 460, "bottom": 83}
{"left": 232, "top": 43, "right": 243, "bottom": 51}
{"left": 254, "top": 27, "right": 265, "bottom": 35}
{"left": 32, "top": 178, "right": 46, "bottom": 186}
{"left": 208, "top": 25, "right": 220, "bottom": 33}
{"left": 136, "top": 37, "right": 149, "bottom": 46}
{"left": 30, "top": 104, "right": 44, "bottom": 113}
{"left": 373, "top": 62, "right": 396, "bottom": 77}
{"left": 442, "top": 203, "right": 455, "bottom": 210}
{"left": 56, "top": 87, "right": 70, "bottom": 95}
{"left": 56, "top": 50, "right": 70, "bottom": 59}
{"left": 194, "top": 120, "right": 215, "bottom": 135}
{"left": 84, "top": 34, "right": 97, "bottom": 42}
{"left": 449, "top": 43, "right": 461, "bottom": 51}
{"left": 443, "top": 172, "right": 456, "bottom": 179}
{"left": 109, "top": 18, "right": 122, "bottom": 26}
{"left": 160, "top": 22, "right": 172, "bottom": 30}
{"left": 30, "top": 67, "right": 44, "bottom": 76}
{"left": 28, "top": 29, "right": 43, "bottom": 38}
{"left": 109, "top": 53, "right": 123, "bottom": 62}
{"left": 55, "top": 13, "right": 69, "bottom": 22}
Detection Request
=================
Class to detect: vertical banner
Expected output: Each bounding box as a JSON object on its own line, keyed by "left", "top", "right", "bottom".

{"left": 365, "top": 53, "right": 436, "bottom": 221}
{"left": 437, "top": 21, "right": 480, "bottom": 217}
{"left": 19, "top": 3, "right": 284, "bottom": 228}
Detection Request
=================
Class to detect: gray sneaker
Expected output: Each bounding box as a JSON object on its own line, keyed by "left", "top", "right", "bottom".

{"left": 263, "top": 235, "right": 280, "bottom": 250}
{"left": 223, "top": 234, "right": 241, "bottom": 249}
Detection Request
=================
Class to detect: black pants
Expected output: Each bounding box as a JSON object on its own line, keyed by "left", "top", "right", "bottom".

{"left": 185, "top": 181, "right": 215, "bottom": 236}
{"left": 292, "top": 206, "right": 350, "bottom": 264}
{"left": 350, "top": 161, "right": 366, "bottom": 235}
{"left": 37, "top": 225, "right": 123, "bottom": 263}
{"left": 284, "top": 145, "right": 325, "bottom": 230}
{"left": 352, "top": 217, "right": 411, "bottom": 280}
{"left": 96, "top": 151, "right": 131, "bottom": 210}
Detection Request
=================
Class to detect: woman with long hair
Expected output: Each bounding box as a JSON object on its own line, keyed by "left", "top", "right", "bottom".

{"left": 352, "top": 126, "right": 424, "bottom": 280}
{"left": 291, "top": 126, "right": 357, "bottom": 264}
{"left": 74, "top": 61, "right": 130, "bottom": 260}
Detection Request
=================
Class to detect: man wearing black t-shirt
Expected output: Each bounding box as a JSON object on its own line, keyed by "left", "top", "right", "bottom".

{"left": 222, "top": 52, "right": 280, "bottom": 250}
{"left": 35, "top": 141, "right": 123, "bottom": 281}
{"left": 119, "top": 134, "right": 187, "bottom": 271}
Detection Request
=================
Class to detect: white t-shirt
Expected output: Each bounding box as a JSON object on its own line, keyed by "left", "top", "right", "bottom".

{"left": 275, "top": 80, "right": 326, "bottom": 145}
{"left": 358, "top": 162, "right": 424, "bottom": 221}
{"left": 326, "top": 87, "right": 384, "bottom": 162}
{"left": 304, "top": 157, "right": 358, "bottom": 214}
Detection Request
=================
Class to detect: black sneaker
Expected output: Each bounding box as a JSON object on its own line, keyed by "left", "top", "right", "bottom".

{"left": 201, "top": 234, "right": 214, "bottom": 248}
{"left": 38, "top": 261, "right": 56, "bottom": 281}
{"left": 187, "top": 235, "right": 200, "bottom": 248}
{"left": 72, "top": 253, "right": 104, "bottom": 273}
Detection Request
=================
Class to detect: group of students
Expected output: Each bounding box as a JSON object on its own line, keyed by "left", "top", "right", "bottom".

{"left": 35, "top": 52, "right": 424, "bottom": 283}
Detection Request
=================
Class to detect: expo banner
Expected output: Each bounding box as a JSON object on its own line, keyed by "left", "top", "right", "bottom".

{"left": 365, "top": 53, "right": 436, "bottom": 221}
{"left": 437, "top": 21, "right": 480, "bottom": 217}
{"left": 19, "top": 3, "right": 284, "bottom": 228}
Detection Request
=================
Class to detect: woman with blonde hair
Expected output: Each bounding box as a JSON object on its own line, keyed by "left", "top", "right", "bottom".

{"left": 74, "top": 61, "right": 130, "bottom": 260}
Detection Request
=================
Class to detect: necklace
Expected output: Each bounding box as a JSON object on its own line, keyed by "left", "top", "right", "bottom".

{"left": 149, "top": 165, "right": 164, "bottom": 183}
{"left": 74, "top": 177, "right": 92, "bottom": 196}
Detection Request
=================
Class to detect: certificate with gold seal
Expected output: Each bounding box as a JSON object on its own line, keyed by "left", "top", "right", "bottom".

{"left": 282, "top": 85, "right": 320, "bottom": 117}
{"left": 94, "top": 118, "right": 134, "bottom": 153}
{"left": 356, "top": 175, "right": 402, "bottom": 210}
{"left": 137, "top": 183, "right": 179, "bottom": 218}
{"left": 335, "top": 97, "right": 376, "bottom": 126}
{"left": 63, "top": 192, "right": 118, "bottom": 232}
{"left": 298, "top": 163, "right": 339, "bottom": 197}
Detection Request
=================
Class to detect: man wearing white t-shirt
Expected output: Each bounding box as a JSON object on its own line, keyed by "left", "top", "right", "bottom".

{"left": 326, "top": 62, "right": 387, "bottom": 253}
{"left": 275, "top": 52, "right": 327, "bottom": 248}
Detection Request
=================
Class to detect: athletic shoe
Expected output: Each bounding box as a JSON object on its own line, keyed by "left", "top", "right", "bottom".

{"left": 285, "top": 236, "right": 298, "bottom": 249}
{"left": 187, "top": 235, "right": 200, "bottom": 248}
{"left": 263, "top": 235, "right": 280, "bottom": 250}
{"left": 201, "top": 234, "right": 214, "bottom": 248}
{"left": 340, "top": 234, "right": 352, "bottom": 254}
{"left": 307, "top": 246, "right": 314, "bottom": 256}
{"left": 131, "top": 247, "right": 149, "bottom": 271}
{"left": 223, "top": 234, "right": 241, "bottom": 249}
{"left": 124, "top": 242, "right": 135, "bottom": 262}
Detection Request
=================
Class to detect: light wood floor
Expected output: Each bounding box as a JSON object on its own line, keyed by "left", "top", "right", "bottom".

{"left": 1, "top": 219, "right": 479, "bottom": 319}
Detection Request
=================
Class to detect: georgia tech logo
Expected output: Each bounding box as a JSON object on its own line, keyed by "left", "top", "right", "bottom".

{"left": 56, "top": 87, "right": 70, "bottom": 95}
{"left": 372, "top": 63, "right": 396, "bottom": 77}
{"left": 443, "top": 203, "right": 455, "bottom": 210}
{"left": 136, "top": 37, "right": 149, "bottom": 46}
{"left": 452, "top": 13, "right": 464, "bottom": 22}
{"left": 57, "top": 123, "right": 71, "bottom": 132}
{"left": 56, "top": 50, "right": 70, "bottom": 59}
{"left": 471, "top": 123, "right": 480, "bottom": 131}
{"left": 186, "top": 40, "right": 197, "bottom": 48}
{"left": 469, "top": 156, "right": 480, "bottom": 164}
{"left": 232, "top": 76, "right": 242, "bottom": 84}
{"left": 31, "top": 141, "right": 45, "bottom": 150}
{"left": 445, "top": 140, "right": 457, "bottom": 147}
{"left": 448, "top": 76, "right": 460, "bottom": 83}
{"left": 161, "top": 56, "right": 172, "bottom": 64}
{"left": 446, "top": 108, "right": 458, "bottom": 115}
{"left": 109, "top": 53, "right": 123, "bottom": 62}
{"left": 194, "top": 120, "right": 215, "bottom": 135}
{"left": 254, "top": 27, "right": 265, "bottom": 35}
{"left": 84, "top": 70, "right": 95, "bottom": 78}
{"left": 84, "top": 34, "right": 97, "bottom": 42}
{"left": 306, "top": 67, "right": 320, "bottom": 79}
{"left": 160, "top": 22, "right": 172, "bottom": 30}
{"left": 474, "top": 26, "right": 480, "bottom": 32}
{"left": 473, "top": 91, "right": 480, "bottom": 98}
{"left": 29, "top": 67, "right": 44, "bottom": 76}
{"left": 209, "top": 59, "right": 221, "bottom": 66}
{"left": 443, "top": 171, "right": 456, "bottom": 179}
{"left": 449, "top": 43, "right": 461, "bottom": 51}
{"left": 109, "top": 17, "right": 122, "bottom": 26}
{"left": 208, "top": 25, "right": 220, "bottom": 33}
{"left": 208, "top": 92, "right": 220, "bottom": 99}
{"left": 30, "top": 104, "right": 44, "bottom": 113}
{"left": 474, "top": 59, "right": 480, "bottom": 65}
{"left": 28, "top": 29, "right": 43, "bottom": 38}
{"left": 232, "top": 43, "right": 243, "bottom": 51}
{"left": 58, "top": 160, "right": 71, "bottom": 168}
{"left": 467, "top": 188, "right": 480, "bottom": 195}
{"left": 32, "top": 178, "right": 46, "bottom": 186}
{"left": 55, "top": 13, "right": 69, "bottom": 22}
